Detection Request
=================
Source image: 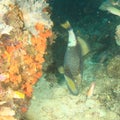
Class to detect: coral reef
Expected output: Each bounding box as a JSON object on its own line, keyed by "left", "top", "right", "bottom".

{"left": 0, "top": 0, "right": 53, "bottom": 119}
{"left": 16, "top": 0, "right": 53, "bottom": 35}
{"left": 106, "top": 55, "right": 120, "bottom": 79}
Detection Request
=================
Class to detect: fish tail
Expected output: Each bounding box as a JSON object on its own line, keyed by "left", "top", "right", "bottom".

{"left": 61, "top": 21, "right": 71, "bottom": 30}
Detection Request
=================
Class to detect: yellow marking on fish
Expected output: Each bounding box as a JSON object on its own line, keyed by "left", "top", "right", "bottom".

{"left": 64, "top": 75, "right": 79, "bottom": 95}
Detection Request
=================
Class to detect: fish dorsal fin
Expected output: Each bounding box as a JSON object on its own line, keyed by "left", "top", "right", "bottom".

{"left": 77, "top": 36, "right": 90, "bottom": 56}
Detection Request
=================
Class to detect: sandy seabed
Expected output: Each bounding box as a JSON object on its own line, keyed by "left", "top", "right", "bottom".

{"left": 25, "top": 72, "right": 120, "bottom": 120}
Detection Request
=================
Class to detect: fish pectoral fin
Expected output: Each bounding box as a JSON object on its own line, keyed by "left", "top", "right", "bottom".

{"left": 58, "top": 66, "right": 64, "bottom": 74}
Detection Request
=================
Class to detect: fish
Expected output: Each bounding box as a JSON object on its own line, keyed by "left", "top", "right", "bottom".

{"left": 86, "top": 82, "right": 95, "bottom": 98}
{"left": 99, "top": 0, "right": 120, "bottom": 17}
{"left": 60, "top": 21, "right": 82, "bottom": 95}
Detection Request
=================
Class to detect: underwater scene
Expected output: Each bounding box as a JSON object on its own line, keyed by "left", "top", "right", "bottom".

{"left": 0, "top": 0, "right": 120, "bottom": 120}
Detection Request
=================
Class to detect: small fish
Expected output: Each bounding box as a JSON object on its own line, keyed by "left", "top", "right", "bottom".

{"left": 86, "top": 82, "right": 95, "bottom": 98}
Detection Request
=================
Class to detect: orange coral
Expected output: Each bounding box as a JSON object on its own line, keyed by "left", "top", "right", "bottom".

{"left": 2, "top": 51, "right": 11, "bottom": 63}
{"left": 0, "top": 3, "right": 53, "bottom": 118}
{"left": 9, "top": 60, "right": 19, "bottom": 74}
{"left": 22, "top": 82, "right": 33, "bottom": 97}
{"left": 35, "top": 23, "right": 45, "bottom": 32}
{"left": 35, "top": 53, "right": 45, "bottom": 63}
{"left": 0, "top": 22, "right": 52, "bottom": 97}
{"left": 21, "top": 23, "right": 52, "bottom": 96}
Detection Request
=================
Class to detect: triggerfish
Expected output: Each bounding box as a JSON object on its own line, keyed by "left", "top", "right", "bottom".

{"left": 61, "top": 21, "right": 83, "bottom": 95}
